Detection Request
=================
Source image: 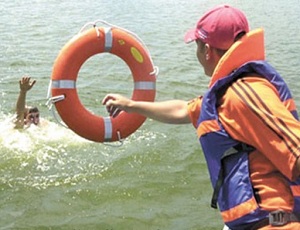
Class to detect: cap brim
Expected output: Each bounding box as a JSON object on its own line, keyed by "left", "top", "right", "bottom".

{"left": 184, "top": 28, "right": 197, "bottom": 43}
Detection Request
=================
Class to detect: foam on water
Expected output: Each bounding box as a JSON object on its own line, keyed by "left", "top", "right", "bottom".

{"left": 0, "top": 114, "right": 89, "bottom": 153}
{"left": 0, "top": 114, "right": 100, "bottom": 190}
{"left": 0, "top": 113, "right": 166, "bottom": 191}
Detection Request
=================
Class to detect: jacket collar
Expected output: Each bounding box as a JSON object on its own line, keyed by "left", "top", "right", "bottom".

{"left": 209, "top": 28, "right": 265, "bottom": 88}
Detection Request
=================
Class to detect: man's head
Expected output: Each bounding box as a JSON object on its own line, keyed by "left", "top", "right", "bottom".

{"left": 185, "top": 5, "right": 249, "bottom": 49}
{"left": 184, "top": 5, "right": 249, "bottom": 76}
{"left": 25, "top": 106, "right": 40, "bottom": 125}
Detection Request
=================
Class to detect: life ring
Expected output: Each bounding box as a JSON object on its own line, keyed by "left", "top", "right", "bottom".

{"left": 50, "top": 26, "right": 156, "bottom": 142}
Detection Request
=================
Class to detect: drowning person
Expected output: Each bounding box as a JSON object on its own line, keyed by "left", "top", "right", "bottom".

{"left": 14, "top": 76, "right": 40, "bottom": 129}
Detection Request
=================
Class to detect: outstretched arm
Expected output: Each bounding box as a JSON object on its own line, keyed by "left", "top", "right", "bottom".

{"left": 14, "top": 76, "right": 36, "bottom": 129}
{"left": 102, "top": 94, "right": 191, "bottom": 124}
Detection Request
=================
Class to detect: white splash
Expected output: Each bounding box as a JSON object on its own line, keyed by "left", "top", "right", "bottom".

{"left": 0, "top": 115, "right": 89, "bottom": 153}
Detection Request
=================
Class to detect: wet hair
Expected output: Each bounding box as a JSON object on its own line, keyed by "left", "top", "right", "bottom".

{"left": 28, "top": 106, "right": 39, "bottom": 114}
{"left": 24, "top": 106, "right": 39, "bottom": 119}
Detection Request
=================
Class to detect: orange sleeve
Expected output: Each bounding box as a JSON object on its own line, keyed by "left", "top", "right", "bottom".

{"left": 218, "top": 77, "right": 300, "bottom": 180}
{"left": 187, "top": 96, "right": 203, "bottom": 129}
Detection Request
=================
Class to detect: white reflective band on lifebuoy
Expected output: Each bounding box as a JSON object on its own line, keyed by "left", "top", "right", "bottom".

{"left": 103, "top": 116, "right": 113, "bottom": 141}
{"left": 104, "top": 28, "right": 113, "bottom": 52}
{"left": 134, "top": 81, "right": 156, "bottom": 90}
{"left": 52, "top": 80, "right": 76, "bottom": 89}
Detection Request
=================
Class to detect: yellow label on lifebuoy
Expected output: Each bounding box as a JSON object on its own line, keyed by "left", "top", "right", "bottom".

{"left": 118, "top": 40, "right": 125, "bottom": 45}
{"left": 131, "top": 47, "right": 143, "bottom": 63}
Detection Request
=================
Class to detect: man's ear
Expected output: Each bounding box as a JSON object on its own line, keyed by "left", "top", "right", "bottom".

{"left": 204, "top": 43, "right": 211, "bottom": 60}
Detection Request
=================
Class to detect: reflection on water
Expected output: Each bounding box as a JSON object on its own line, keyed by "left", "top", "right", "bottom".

{"left": 1, "top": 0, "right": 300, "bottom": 229}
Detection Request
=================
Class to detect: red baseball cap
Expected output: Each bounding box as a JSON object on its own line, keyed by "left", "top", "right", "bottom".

{"left": 184, "top": 5, "right": 249, "bottom": 50}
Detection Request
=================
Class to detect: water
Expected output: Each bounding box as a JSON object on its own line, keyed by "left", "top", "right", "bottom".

{"left": 1, "top": 0, "right": 300, "bottom": 229}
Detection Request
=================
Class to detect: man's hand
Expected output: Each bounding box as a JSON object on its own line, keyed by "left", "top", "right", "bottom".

{"left": 102, "top": 94, "right": 132, "bottom": 117}
{"left": 19, "top": 76, "right": 36, "bottom": 92}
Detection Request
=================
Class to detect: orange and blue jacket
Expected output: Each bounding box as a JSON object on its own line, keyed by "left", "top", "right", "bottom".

{"left": 188, "top": 29, "right": 300, "bottom": 229}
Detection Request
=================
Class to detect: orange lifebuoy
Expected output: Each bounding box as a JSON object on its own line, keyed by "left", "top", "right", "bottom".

{"left": 50, "top": 26, "right": 156, "bottom": 142}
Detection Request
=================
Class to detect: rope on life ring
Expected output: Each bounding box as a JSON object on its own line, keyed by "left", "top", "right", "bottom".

{"left": 47, "top": 21, "right": 157, "bottom": 143}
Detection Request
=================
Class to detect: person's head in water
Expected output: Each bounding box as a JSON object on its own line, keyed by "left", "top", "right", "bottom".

{"left": 25, "top": 106, "right": 40, "bottom": 126}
